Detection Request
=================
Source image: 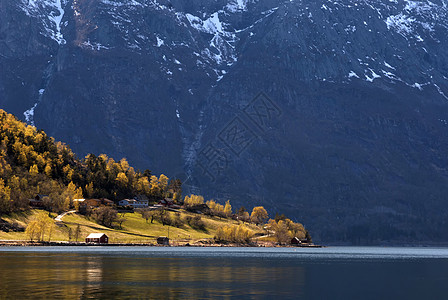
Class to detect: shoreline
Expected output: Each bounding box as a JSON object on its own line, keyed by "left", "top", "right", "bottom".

{"left": 0, "top": 240, "right": 323, "bottom": 248}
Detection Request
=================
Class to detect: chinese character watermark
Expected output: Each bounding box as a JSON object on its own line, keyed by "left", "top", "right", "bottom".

{"left": 195, "top": 92, "right": 282, "bottom": 182}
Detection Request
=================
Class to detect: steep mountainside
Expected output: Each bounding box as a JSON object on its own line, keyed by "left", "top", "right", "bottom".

{"left": 1, "top": 0, "right": 448, "bottom": 244}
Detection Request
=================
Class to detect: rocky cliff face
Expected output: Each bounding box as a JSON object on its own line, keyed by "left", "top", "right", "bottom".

{"left": 1, "top": 0, "right": 448, "bottom": 244}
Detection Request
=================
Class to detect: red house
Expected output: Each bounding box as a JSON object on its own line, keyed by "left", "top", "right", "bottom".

{"left": 159, "top": 199, "right": 175, "bottom": 207}
{"left": 85, "top": 233, "right": 109, "bottom": 244}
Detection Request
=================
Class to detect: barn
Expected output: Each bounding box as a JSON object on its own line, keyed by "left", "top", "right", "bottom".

{"left": 85, "top": 233, "right": 109, "bottom": 244}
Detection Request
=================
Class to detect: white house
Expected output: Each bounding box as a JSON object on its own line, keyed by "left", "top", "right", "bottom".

{"left": 118, "top": 199, "right": 148, "bottom": 208}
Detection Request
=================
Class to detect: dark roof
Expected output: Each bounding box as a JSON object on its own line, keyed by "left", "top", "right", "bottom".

{"left": 291, "top": 237, "right": 302, "bottom": 244}
{"left": 134, "top": 195, "right": 149, "bottom": 201}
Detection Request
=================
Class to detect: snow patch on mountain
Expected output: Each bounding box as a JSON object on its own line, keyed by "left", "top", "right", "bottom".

{"left": 23, "top": 88, "right": 44, "bottom": 127}
{"left": 100, "top": 0, "right": 144, "bottom": 7}
{"left": 385, "top": 0, "right": 448, "bottom": 40}
{"left": 20, "top": 0, "right": 67, "bottom": 44}
{"left": 385, "top": 13, "right": 415, "bottom": 37}
{"left": 185, "top": 11, "right": 238, "bottom": 67}
{"left": 226, "top": 0, "right": 249, "bottom": 12}
{"left": 23, "top": 103, "right": 38, "bottom": 126}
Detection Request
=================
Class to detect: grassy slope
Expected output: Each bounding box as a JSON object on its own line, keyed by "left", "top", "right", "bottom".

{"left": 0, "top": 209, "right": 263, "bottom": 244}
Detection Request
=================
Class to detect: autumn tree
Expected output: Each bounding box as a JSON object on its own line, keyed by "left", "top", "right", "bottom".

{"left": 25, "top": 214, "right": 54, "bottom": 242}
{"left": 250, "top": 206, "right": 269, "bottom": 225}
{"left": 116, "top": 172, "right": 128, "bottom": 186}
{"left": 150, "top": 174, "right": 169, "bottom": 199}
{"left": 85, "top": 182, "right": 94, "bottom": 198}
{"left": 68, "top": 227, "right": 73, "bottom": 242}
{"left": 184, "top": 215, "right": 205, "bottom": 231}
{"left": 29, "top": 164, "right": 39, "bottom": 176}
{"left": 266, "top": 218, "right": 307, "bottom": 244}
{"left": 159, "top": 174, "right": 169, "bottom": 193}
{"left": 135, "top": 177, "right": 150, "bottom": 195}
{"left": 237, "top": 206, "right": 250, "bottom": 223}
{"left": 215, "top": 224, "right": 253, "bottom": 244}
{"left": 154, "top": 209, "right": 170, "bottom": 226}
{"left": 224, "top": 200, "right": 232, "bottom": 218}
{"left": 139, "top": 208, "right": 156, "bottom": 224}
{"left": 74, "top": 224, "right": 81, "bottom": 242}
{"left": 267, "top": 219, "right": 290, "bottom": 244}
{"left": 0, "top": 178, "right": 11, "bottom": 214}
{"left": 167, "top": 178, "right": 182, "bottom": 202}
{"left": 92, "top": 207, "right": 118, "bottom": 228}
{"left": 184, "top": 194, "right": 204, "bottom": 207}
{"left": 206, "top": 199, "right": 224, "bottom": 217}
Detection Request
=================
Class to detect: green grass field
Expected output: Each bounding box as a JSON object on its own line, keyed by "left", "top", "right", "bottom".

{"left": 0, "top": 209, "right": 263, "bottom": 244}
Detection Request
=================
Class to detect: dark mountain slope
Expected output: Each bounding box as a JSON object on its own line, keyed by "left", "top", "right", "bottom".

{"left": 1, "top": 0, "right": 448, "bottom": 243}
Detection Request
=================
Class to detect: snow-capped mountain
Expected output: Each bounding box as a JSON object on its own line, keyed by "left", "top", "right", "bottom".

{"left": 1, "top": 0, "right": 448, "bottom": 243}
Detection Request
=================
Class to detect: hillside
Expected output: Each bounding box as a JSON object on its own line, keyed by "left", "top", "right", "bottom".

{"left": 0, "top": 209, "right": 263, "bottom": 245}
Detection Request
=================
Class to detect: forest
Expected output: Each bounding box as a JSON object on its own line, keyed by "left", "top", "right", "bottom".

{"left": 0, "top": 109, "right": 179, "bottom": 214}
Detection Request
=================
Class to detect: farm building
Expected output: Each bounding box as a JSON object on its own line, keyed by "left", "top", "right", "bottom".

{"left": 85, "top": 233, "right": 109, "bottom": 244}
{"left": 291, "top": 237, "right": 302, "bottom": 245}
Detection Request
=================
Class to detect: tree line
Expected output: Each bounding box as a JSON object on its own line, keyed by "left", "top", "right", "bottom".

{"left": 183, "top": 194, "right": 311, "bottom": 244}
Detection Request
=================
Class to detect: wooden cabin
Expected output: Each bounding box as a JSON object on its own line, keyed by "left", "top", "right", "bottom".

{"left": 85, "top": 233, "right": 109, "bottom": 244}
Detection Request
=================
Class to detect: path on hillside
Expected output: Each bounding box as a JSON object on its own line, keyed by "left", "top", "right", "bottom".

{"left": 55, "top": 210, "right": 77, "bottom": 222}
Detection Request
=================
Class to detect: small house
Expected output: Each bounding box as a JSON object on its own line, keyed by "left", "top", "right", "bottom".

{"left": 291, "top": 237, "right": 302, "bottom": 245}
{"left": 79, "top": 199, "right": 102, "bottom": 209}
{"left": 158, "top": 199, "right": 171, "bottom": 207}
{"left": 119, "top": 199, "right": 137, "bottom": 207}
{"left": 134, "top": 199, "right": 149, "bottom": 208}
{"left": 157, "top": 236, "right": 169, "bottom": 245}
{"left": 101, "top": 198, "right": 114, "bottom": 206}
{"left": 35, "top": 194, "right": 49, "bottom": 201}
{"left": 29, "top": 194, "right": 48, "bottom": 207}
{"left": 86, "top": 233, "right": 109, "bottom": 244}
{"left": 119, "top": 198, "right": 148, "bottom": 208}
{"left": 185, "top": 204, "right": 211, "bottom": 215}
{"left": 29, "top": 198, "right": 44, "bottom": 208}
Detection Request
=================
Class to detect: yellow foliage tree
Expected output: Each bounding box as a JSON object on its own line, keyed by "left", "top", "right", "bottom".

{"left": 159, "top": 174, "right": 169, "bottom": 191}
{"left": 150, "top": 175, "right": 159, "bottom": 194}
{"left": 44, "top": 164, "right": 52, "bottom": 177}
{"left": 25, "top": 214, "right": 54, "bottom": 241}
{"left": 215, "top": 224, "right": 254, "bottom": 244}
{"left": 116, "top": 172, "right": 129, "bottom": 186}
{"left": 29, "top": 164, "right": 39, "bottom": 176}
{"left": 267, "top": 219, "right": 290, "bottom": 244}
{"left": 184, "top": 194, "right": 204, "bottom": 207}
{"left": 0, "top": 178, "right": 12, "bottom": 213}
{"left": 120, "top": 158, "right": 130, "bottom": 172}
{"left": 224, "top": 200, "right": 232, "bottom": 217}
{"left": 74, "top": 187, "right": 83, "bottom": 199}
{"left": 136, "top": 177, "right": 150, "bottom": 194}
{"left": 85, "top": 182, "right": 94, "bottom": 198}
{"left": 250, "top": 206, "right": 269, "bottom": 225}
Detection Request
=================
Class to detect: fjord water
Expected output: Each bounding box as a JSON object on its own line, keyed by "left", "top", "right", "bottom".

{"left": 1, "top": 247, "right": 447, "bottom": 299}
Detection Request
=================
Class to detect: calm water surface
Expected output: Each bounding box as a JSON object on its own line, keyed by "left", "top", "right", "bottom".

{"left": 0, "top": 246, "right": 448, "bottom": 299}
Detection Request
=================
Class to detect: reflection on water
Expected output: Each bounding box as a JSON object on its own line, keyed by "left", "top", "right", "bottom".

{"left": 0, "top": 247, "right": 448, "bottom": 299}
{"left": 0, "top": 251, "right": 305, "bottom": 299}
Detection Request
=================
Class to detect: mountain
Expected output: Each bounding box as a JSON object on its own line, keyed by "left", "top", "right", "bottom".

{"left": 1, "top": 0, "right": 448, "bottom": 244}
